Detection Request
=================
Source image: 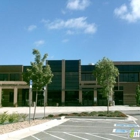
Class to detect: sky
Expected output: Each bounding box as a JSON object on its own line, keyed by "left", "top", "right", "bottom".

{"left": 0, "top": 0, "right": 140, "bottom": 65}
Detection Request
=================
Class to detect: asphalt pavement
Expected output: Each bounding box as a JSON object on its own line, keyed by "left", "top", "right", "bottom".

{"left": 0, "top": 106, "right": 140, "bottom": 140}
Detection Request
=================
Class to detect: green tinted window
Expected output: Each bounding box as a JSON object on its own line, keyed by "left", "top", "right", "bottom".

{"left": 0, "top": 74, "right": 8, "bottom": 81}
{"left": 10, "top": 74, "right": 20, "bottom": 81}
{"left": 119, "top": 73, "right": 139, "bottom": 82}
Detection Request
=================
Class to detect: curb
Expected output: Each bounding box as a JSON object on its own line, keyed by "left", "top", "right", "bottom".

{"left": 0, "top": 119, "right": 69, "bottom": 140}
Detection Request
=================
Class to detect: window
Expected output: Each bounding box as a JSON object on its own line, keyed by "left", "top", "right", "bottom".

{"left": 119, "top": 73, "right": 139, "bottom": 82}
{"left": 81, "top": 73, "right": 95, "bottom": 81}
{"left": 0, "top": 74, "right": 8, "bottom": 81}
{"left": 10, "top": 74, "right": 20, "bottom": 81}
{"left": 9, "top": 92, "right": 14, "bottom": 102}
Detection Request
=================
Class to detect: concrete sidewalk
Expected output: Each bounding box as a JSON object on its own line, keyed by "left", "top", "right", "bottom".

{"left": 0, "top": 106, "right": 140, "bottom": 116}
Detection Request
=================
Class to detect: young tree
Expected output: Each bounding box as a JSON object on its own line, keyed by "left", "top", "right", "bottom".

{"left": 23, "top": 49, "right": 53, "bottom": 119}
{"left": 93, "top": 57, "right": 119, "bottom": 112}
{"left": 136, "top": 85, "right": 140, "bottom": 106}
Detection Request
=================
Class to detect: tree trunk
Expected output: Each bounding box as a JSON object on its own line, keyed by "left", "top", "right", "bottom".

{"left": 107, "top": 94, "right": 109, "bottom": 114}
{"left": 33, "top": 91, "right": 38, "bottom": 120}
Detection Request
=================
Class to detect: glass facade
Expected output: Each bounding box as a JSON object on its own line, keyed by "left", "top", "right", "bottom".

{"left": 65, "top": 60, "right": 79, "bottom": 89}
{"left": 65, "top": 91, "right": 79, "bottom": 106}
{"left": 47, "top": 61, "right": 62, "bottom": 90}
{"left": 10, "top": 74, "right": 20, "bottom": 81}
{"left": 115, "top": 65, "right": 140, "bottom": 82}
{"left": 82, "top": 89, "right": 94, "bottom": 106}
{"left": 119, "top": 73, "right": 138, "bottom": 82}
{"left": 81, "top": 65, "right": 96, "bottom": 81}
{"left": 116, "top": 65, "right": 140, "bottom": 72}
{"left": 1, "top": 61, "right": 140, "bottom": 107}
{"left": 0, "top": 73, "right": 21, "bottom": 81}
{"left": 0, "top": 74, "right": 8, "bottom": 81}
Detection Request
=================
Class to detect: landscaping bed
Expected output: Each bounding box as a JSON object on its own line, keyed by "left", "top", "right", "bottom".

{"left": 47, "top": 111, "right": 127, "bottom": 118}
{"left": 0, "top": 110, "right": 127, "bottom": 135}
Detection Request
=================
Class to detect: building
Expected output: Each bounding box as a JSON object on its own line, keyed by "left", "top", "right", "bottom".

{"left": 0, "top": 60, "right": 140, "bottom": 107}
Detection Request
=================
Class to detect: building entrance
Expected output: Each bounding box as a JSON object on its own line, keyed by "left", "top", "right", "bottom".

{"left": 114, "top": 91, "right": 123, "bottom": 105}
{"left": 48, "top": 90, "right": 61, "bottom": 106}
{"left": 97, "top": 89, "right": 107, "bottom": 106}
{"left": 22, "top": 89, "right": 29, "bottom": 106}
{"left": 65, "top": 91, "right": 79, "bottom": 106}
{"left": 82, "top": 90, "right": 93, "bottom": 106}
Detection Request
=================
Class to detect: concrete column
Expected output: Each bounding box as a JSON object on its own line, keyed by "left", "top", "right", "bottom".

{"left": 94, "top": 89, "right": 97, "bottom": 102}
{"left": 0, "top": 87, "right": 2, "bottom": 106}
{"left": 79, "top": 90, "right": 82, "bottom": 104}
{"left": 62, "top": 60, "right": 65, "bottom": 105}
{"left": 62, "top": 91, "right": 65, "bottom": 103}
{"left": 14, "top": 87, "right": 18, "bottom": 106}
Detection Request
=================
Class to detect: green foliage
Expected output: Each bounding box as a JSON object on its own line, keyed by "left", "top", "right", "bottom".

{"left": 48, "top": 114, "right": 54, "bottom": 117}
{"left": 23, "top": 49, "right": 53, "bottom": 91}
{"left": 8, "top": 112, "right": 20, "bottom": 123}
{"left": 93, "top": 57, "right": 119, "bottom": 99}
{"left": 97, "top": 111, "right": 107, "bottom": 116}
{"left": 58, "top": 113, "right": 68, "bottom": 116}
{"left": 0, "top": 111, "right": 8, "bottom": 124}
{"left": 47, "top": 111, "right": 127, "bottom": 118}
{"left": 20, "top": 113, "right": 28, "bottom": 121}
{"left": 136, "top": 85, "right": 140, "bottom": 105}
{"left": 0, "top": 112, "right": 28, "bottom": 124}
{"left": 89, "top": 111, "right": 98, "bottom": 116}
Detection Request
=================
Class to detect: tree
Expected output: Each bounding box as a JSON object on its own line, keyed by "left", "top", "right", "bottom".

{"left": 23, "top": 49, "right": 53, "bottom": 119}
{"left": 136, "top": 85, "right": 140, "bottom": 106}
{"left": 93, "top": 57, "right": 119, "bottom": 112}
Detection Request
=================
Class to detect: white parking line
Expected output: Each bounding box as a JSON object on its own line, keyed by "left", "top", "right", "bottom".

{"left": 64, "top": 132, "right": 89, "bottom": 140}
{"left": 70, "top": 120, "right": 111, "bottom": 123}
{"left": 60, "top": 124, "right": 113, "bottom": 129}
{"left": 110, "top": 134, "right": 133, "bottom": 139}
{"left": 86, "top": 133, "right": 112, "bottom": 140}
{"left": 43, "top": 131, "right": 65, "bottom": 140}
{"left": 31, "top": 135, "right": 41, "bottom": 140}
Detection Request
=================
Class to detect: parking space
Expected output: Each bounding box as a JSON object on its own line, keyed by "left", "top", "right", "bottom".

{"left": 22, "top": 118, "right": 140, "bottom": 140}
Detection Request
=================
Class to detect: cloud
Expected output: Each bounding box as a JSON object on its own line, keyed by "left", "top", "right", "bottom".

{"left": 34, "top": 40, "right": 45, "bottom": 46}
{"left": 66, "top": 0, "right": 90, "bottom": 10}
{"left": 62, "top": 39, "right": 69, "bottom": 43}
{"left": 27, "top": 25, "right": 37, "bottom": 31}
{"left": 114, "top": 0, "right": 140, "bottom": 23}
{"left": 66, "top": 30, "right": 74, "bottom": 35}
{"left": 61, "top": 9, "right": 66, "bottom": 14}
{"left": 44, "top": 17, "right": 97, "bottom": 34}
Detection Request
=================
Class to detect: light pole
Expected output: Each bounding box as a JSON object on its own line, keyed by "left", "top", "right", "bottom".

{"left": 43, "top": 86, "right": 46, "bottom": 119}
{"left": 29, "top": 79, "right": 32, "bottom": 124}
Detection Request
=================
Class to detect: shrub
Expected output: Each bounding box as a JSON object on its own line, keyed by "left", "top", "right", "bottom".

{"left": 72, "top": 113, "right": 79, "bottom": 116}
{"left": 58, "top": 114, "right": 68, "bottom": 116}
{"left": 8, "top": 112, "right": 21, "bottom": 123}
{"left": 20, "top": 113, "right": 28, "bottom": 121}
{"left": 80, "top": 112, "right": 89, "bottom": 116}
{"left": 48, "top": 114, "right": 54, "bottom": 117}
{"left": 0, "top": 111, "right": 8, "bottom": 124}
{"left": 89, "top": 111, "right": 98, "bottom": 116}
{"left": 98, "top": 111, "right": 107, "bottom": 116}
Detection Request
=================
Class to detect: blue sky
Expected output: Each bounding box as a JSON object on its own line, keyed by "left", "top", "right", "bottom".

{"left": 0, "top": 0, "right": 140, "bottom": 65}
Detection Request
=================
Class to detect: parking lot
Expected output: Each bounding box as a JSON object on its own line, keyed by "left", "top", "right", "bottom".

{"left": 22, "top": 118, "right": 140, "bottom": 140}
